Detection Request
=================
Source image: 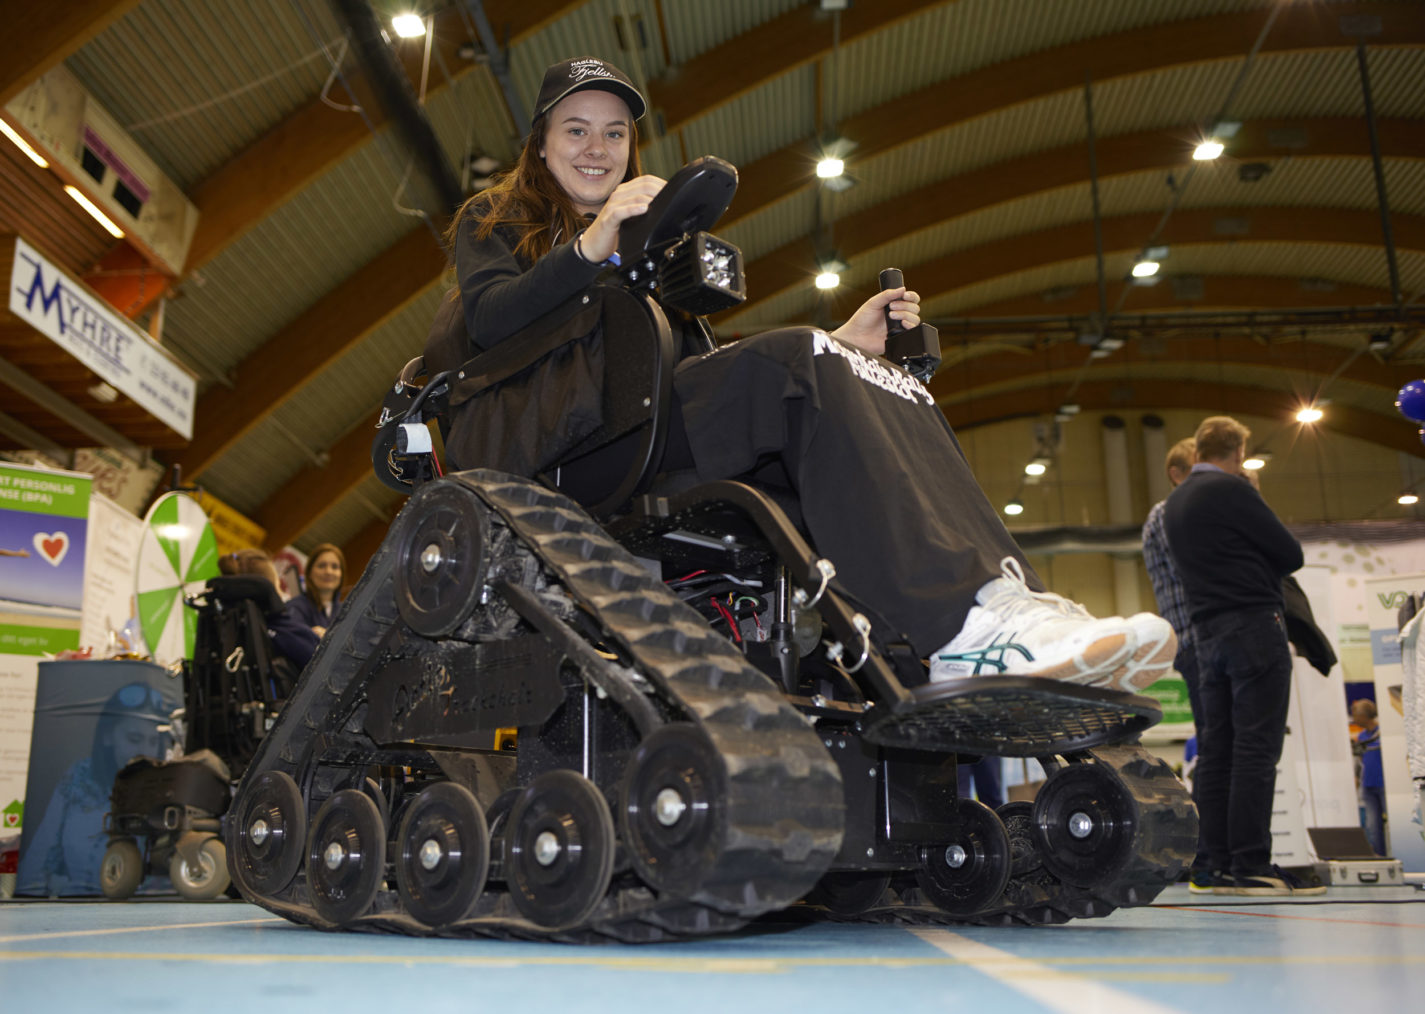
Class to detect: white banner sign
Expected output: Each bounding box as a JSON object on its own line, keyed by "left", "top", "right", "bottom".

{"left": 80, "top": 492, "right": 146, "bottom": 655}
{"left": 8, "top": 237, "right": 194, "bottom": 439}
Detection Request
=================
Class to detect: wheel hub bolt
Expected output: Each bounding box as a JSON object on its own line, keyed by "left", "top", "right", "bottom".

{"left": 249, "top": 818, "right": 270, "bottom": 846}
{"left": 1068, "top": 811, "right": 1094, "bottom": 839}
{"left": 419, "top": 839, "right": 443, "bottom": 870}
{"left": 421, "top": 543, "right": 443, "bottom": 572}
{"left": 944, "top": 844, "right": 968, "bottom": 868}
{"left": 324, "top": 841, "right": 346, "bottom": 870}
{"left": 534, "top": 830, "right": 561, "bottom": 866}
{"left": 654, "top": 787, "right": 686, "bottom": 826}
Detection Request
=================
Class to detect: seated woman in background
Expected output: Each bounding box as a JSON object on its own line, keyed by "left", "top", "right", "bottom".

{"left": 219, "top": 548, "right": 320, "bottom": 671}
{"left": 287, "top": 543, "right": 345, "bottom": 638}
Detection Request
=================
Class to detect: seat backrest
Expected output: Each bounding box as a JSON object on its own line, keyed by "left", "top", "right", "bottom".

{"left": 184, "top": 577, "right": 297, "bottom": 773}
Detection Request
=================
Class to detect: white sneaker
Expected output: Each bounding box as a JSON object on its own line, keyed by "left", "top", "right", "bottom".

{"left": 1118, "top": 612, "right": 1177, "bottom": 690}
{"left": 929, "top": 558, "right": 1170, "bottom": 691}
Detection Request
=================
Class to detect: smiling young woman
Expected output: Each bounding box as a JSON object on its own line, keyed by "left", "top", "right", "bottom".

{"left": 424, "top": 56, "right": 1173, "bottom": 694}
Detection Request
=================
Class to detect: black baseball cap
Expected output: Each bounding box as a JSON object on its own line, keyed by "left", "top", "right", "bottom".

{"left": 533, "top": 57, "right": 647, "bottom": 123}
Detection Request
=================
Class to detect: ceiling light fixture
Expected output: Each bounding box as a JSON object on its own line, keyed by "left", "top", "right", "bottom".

{"left": 1132, "top": 259, "right": 1160, "bottom": 278}
{"left": 392, "top": 13, "right": 426, "bottom": 38}
{"left": 1003, "top": 498, "right": 1024, "bottom": 516}
{"left": 1296, "top": 405, "right": 1324, "bottom": 424}
{"left": 814, "top": 253, "right": 847, "bottom": 291}
{"left": 1242, "top": 456, "right": 1265, "bottom": 470}
{"left": 63, "top": 184, "right": 124, "bottom": 238}
{"left": 1193, "top": 139, "right": 1225, "bottom": 161}
{"left": 816, "top": 157, "right": 844, "bottom": 179}
{"left": 1399, "top": 493, "right": 1420, "bottom": 506}
{"left": 1024, "top": 462, "right": 1047, "bottom": 476}
{"left": 1, "top": 118, "right": 48, "bottom": 168}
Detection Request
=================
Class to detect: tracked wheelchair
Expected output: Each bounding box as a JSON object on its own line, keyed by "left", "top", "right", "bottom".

{"left": 224, "top": 158, "right": 1195, "bottom": 941}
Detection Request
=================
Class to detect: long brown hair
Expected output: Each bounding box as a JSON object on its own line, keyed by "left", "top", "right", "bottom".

{"left": 445, "top": 111, "right": 643, "bottom": 266}
{"left": 302, "top": 543, "right": 346, "bottom": 608}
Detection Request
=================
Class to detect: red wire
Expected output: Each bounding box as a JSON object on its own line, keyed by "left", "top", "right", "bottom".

{"left": 710, "top": 595, "right": 741, "bottom": 643}
{"left": 672, "top": 569, "right": 707, "bottom": 584}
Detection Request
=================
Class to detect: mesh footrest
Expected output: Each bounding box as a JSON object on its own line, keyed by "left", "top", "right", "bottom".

{"left": 859, "top": 676, "right": 1160, "bottom": 757}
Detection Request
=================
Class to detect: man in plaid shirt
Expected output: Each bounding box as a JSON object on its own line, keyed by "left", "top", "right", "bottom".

{"left": 1142, "top": 437, "right": 1210, "bottom": 885}
{"left": 1142, "top": 437, "right": 1198, "bottom": 713}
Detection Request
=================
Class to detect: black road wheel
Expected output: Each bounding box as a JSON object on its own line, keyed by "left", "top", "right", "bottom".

{"left": 394, "top": 482, "right": 490, "bottom": 637}
{"left": 506, "top": 771, "right": 615, "bottom": 929}
{"left": 1032, "top": 759, "right": 1139, "bottom": 888}
{"left": 996, "top": 800, "right": 1044, "bottom": 877}
{"left": 804, "top": 871, "right": 893, "bottom": 915}
{"left": 230, "top": 769, "right": 306, "bottom": 896}
{"left": 619, "top": 724, "right": 727, "bottom": 896}
{"left": 100, "top": 839, "right": 144, "bottom": 899}
{"left": 915, "top": 797, "right": 1012, "bottom": 917}
{"left": 306, "top": 789, "right": 387, "bottom": 926}
{"left": 396, "top": 782, "right": 490, "bottom": 928}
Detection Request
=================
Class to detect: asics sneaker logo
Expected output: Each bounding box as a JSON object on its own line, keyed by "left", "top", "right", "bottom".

{"left": 936, "top": 634, "right": 1035, "bottom": 674}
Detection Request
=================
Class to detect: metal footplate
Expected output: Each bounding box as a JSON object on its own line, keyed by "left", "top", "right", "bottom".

{"left": 858, "top": 677, "right": 1161, "bottom": 757}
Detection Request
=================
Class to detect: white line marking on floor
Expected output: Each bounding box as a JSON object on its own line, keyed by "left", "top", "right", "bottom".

{"left": 910, "top": 928, "right": 1186, "bottom": 1014}
{"left": 0, "top": 917, "right": 282, "bottom": 945}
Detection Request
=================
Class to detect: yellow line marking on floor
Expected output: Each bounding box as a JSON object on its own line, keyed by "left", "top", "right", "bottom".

{"left": 0, "top": 917, "right": 282, "bottom": 945}
{"left": 911, "top": 929, "right": 1185, "bottom": 1014}
{"left": 1, "top": 946, "right": 1419, "bottom": 974}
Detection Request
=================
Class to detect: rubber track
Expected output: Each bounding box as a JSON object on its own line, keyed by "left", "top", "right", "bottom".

{"left": 230, "top": 470, "right": 844, "bottom": 942}
{"left": 800, "top": 744, "right": 1197, "bottom": 928}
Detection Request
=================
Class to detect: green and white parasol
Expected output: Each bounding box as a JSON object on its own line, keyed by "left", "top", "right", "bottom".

{"left": 135, "top": 492, "right": 220, "bottom": 665}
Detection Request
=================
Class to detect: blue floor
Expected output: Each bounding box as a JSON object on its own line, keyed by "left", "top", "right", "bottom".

{"left": 3, "top": 886, "right": 1423, "bottom": 1013}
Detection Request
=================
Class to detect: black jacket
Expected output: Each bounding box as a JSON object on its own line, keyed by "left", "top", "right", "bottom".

{"left": 1281, "top": 574, "right": 1337, "bottom": 676}
{"left": 1163, "top": 467, "right": 1303, "bottom": 623}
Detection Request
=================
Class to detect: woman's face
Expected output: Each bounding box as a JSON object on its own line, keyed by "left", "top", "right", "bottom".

{"left": 539, "top": 90, "right": 633, "bottom": 216}
{"left": 310, "top": 551, "right": 343, "bottom": 594}
{"left": 106, "top": 715, "right": 163, "bottom": 771}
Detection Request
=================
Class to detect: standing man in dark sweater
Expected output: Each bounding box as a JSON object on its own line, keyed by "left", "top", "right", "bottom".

{"left": 1163, "top": 416, "right": 1322, "bottom": 896}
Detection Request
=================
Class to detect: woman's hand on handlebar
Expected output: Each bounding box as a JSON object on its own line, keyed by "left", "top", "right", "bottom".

{"left": 580, "top": 175, "right": 666, "bottom": 264}
{"left": 831, "top": 287, "right": 922, "bottom": 357}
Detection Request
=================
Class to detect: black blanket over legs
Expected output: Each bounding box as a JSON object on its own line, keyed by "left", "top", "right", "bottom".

{"left": 673, "top": 328, "right": 1041, "bottom": 657}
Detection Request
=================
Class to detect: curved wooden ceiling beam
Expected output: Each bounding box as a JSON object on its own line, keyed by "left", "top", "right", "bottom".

{"left": 925, "top": 333, "right": 1419, "bottom": 404}
{"left": 943, "top": 378, "right": 1421, "bottom": 458}
{"left": 954, "top": 274, "right": 1393, "bottom": 321}
{"left": 173, "top": 225, "right": 445, "bottom": 479}
{"left": 0, "top": 0, "right": 139, "bottom": 106}
{"left": 184, "top": 0, "right": 583, "bottom": 273}
{"left": 728, "top": 117, "right": 1423, "bottom": 319}
{"left": 647, "top": 0, "right": 942, "bottom": 132}
{"left": 256, "top": 416, "right": 381, "bottom": 552}
{"left": 723, "top": 2, "right": 1425, "bottom": 228}
{"left": 817, "top": 206, "right": 1425, "bottom": 318}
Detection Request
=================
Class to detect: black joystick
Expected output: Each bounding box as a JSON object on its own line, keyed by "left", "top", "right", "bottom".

{"left": 877, "top": 266, "right": 941, "bottom": 383}
{"left": 879, "top": 267, "right": 906, "bottom": 337}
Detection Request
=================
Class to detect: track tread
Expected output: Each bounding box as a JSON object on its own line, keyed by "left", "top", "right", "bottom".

{"left": 229, "top": 470, "right": 843, "bottom": 941}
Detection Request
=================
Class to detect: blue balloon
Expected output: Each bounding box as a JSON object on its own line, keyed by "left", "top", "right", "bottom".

{"left": 1398, "top": 379, "right": 1425, "bottom": 423}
